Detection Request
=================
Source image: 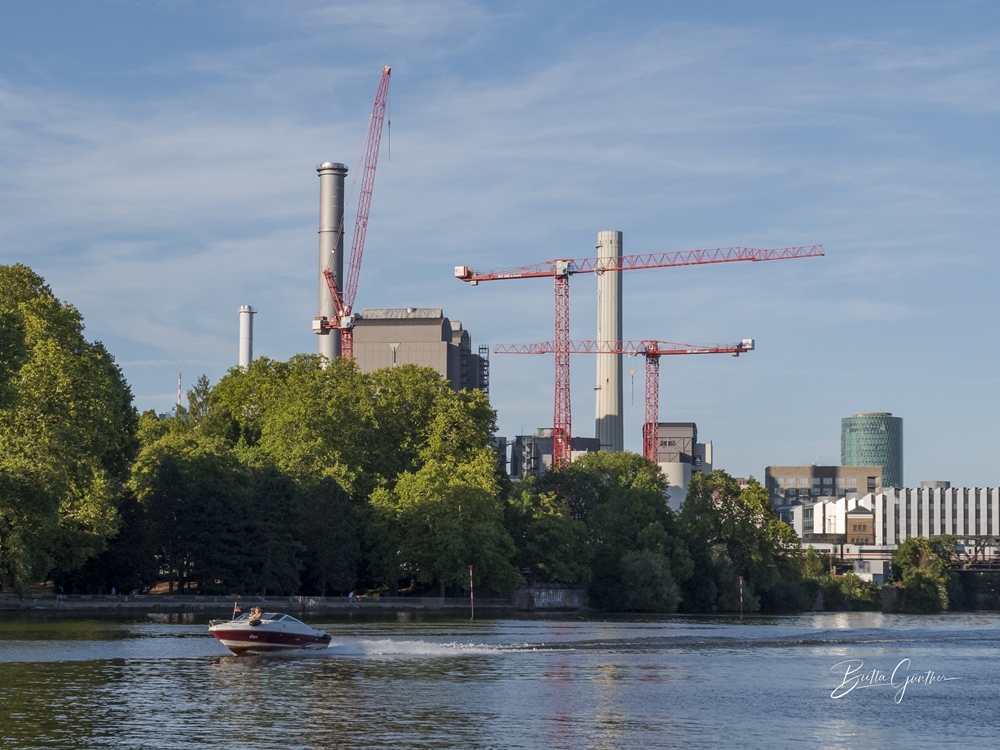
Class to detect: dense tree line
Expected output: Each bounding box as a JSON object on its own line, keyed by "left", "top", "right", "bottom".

{"left": 9, "top": 263, "right": 994, "bottom": 613}
{"left": 0, "top": 265, "right": 137, "bottom": 595}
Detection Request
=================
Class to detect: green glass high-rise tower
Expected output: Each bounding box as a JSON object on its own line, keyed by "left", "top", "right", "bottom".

{"left": 841, "top": 412, "right": 903, "bottom": 488}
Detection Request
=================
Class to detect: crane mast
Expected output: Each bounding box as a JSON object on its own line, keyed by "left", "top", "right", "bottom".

{"left": 317, "top": 66, "right": 391, "bottom": 359}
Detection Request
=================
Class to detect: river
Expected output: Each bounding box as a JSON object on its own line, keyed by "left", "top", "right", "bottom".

{"left": 0, "top": 611, "right": 996, "bottom": 748}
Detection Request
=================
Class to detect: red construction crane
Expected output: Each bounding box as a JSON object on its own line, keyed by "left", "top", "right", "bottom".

{"left": 457, "top": 244, "right": 822, "bottom": 467}
{"left": 495, "top": 339, "right": 754, "bottom": 463}
{"left": 318, "top": 66, "right": 391, "bottom": 359}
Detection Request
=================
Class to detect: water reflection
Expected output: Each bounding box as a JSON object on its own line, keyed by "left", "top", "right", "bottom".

{"left": 0, "top": 613, "right": 997, "bottom": 748}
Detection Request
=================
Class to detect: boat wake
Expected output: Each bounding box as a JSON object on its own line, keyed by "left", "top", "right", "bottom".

{"left": 325, "top": 638, "right": 537, "bottom": 657}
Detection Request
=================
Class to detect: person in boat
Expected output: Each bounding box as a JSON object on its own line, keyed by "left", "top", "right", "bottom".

{"left": 249, "top": 607, "right": 263, "bottom": 621}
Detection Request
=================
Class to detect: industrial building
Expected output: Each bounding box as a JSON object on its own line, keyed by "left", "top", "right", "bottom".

{"left": 778, "top": 482, "right": 1000, "bottom": 581}
{"left": 508, "top": 429, "right": 601, "bottom": 479}
{"left": 842, "top": 412, "right": 903, "bottom": 488}
{"left": 765, "top": 465, "right": 884, "bottom": 506}
{"left": 651, "top": 422, "right": 713, "bottom": 509}
{"left": 780, "top": 482, "right": 1000, "bottom": 552}
{"left": 352, "top": 307, "right": 488, "bottom": 392}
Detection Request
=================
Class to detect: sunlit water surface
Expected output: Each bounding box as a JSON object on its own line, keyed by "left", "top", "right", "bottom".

{"left": 1, "top": 611, "right": 997, "bottom": 749}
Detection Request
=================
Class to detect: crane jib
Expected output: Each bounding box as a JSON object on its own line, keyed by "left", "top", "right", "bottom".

{"left": 460, "top": 245, "right": 823, "bottom": 282}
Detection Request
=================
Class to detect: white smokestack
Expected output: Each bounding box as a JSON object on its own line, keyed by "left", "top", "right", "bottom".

{"left": 595, "top": 230, "right": 623, "bottom": 452}
{"left": 317, "top": 161, "right": 348, "bottom": 360}
{"left": 238, "top": 305, "right": 256, "bottom": 370}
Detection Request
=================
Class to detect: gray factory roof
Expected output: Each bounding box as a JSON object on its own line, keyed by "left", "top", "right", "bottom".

{"left": 361, "top": 307, "right": 443, "bottom": 320}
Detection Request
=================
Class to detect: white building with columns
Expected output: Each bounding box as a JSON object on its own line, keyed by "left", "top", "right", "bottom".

{"left": 781, "top": 486, "right": 1000, "bottom": 581}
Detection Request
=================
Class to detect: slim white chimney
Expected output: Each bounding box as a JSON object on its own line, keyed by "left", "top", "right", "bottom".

{"left": 595, "top": 230, "right": 623, "bottom": 452}
{"left": 238, "top": 305, "right": 256, "bottom": 370}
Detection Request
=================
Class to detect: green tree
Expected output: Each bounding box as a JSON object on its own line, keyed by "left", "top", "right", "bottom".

{"left": 618, "top": 549, "right": 681, "bottom": 612}
{"left": 373, "top": 450, "right": 521, "bottom": 595}
{"left": 892, "top": 537, "right": 950, "bottom": 612}
{"left": 0, "top": 264, "right": 138, "bottom": 594}
{"left": 505, "top": 482, "right": 591, "bottom": 584}
{"left": 51, "top": 491, "right": 158, "bottom": 595}
{"left": 901, "top": 569, "right": 948, "bottom": 613}
{"left": 527, "top": 451, "right": 691, "bottom": 611}
{"left": 892, "top": 537, "right": 949, "bottom": 580}
{"left": 207, "top": 358, "right": 502, "bottom": 593}
{"left": 131, "top": 432, "right": 250, "bottom": 593}
{"left": 209, "top": 357, "right": 293, "bottom": 455}
{"left": 244, "top": 466, "right": 303, "bottom": 596}
{"left": 219, "top": 355, "right": 374, "bottom": 499}
{"left": 679, "top": 471, "right": 799, "bottom": 613}
{"left": 299, "top": 477, "right": 360, "bottom": 595}
{"left": 802, "top": 546, "right": 828, "bottom": 578}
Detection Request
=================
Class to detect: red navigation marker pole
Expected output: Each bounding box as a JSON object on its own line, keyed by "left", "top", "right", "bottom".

{"left": 469, "top": 565, "right": 475, "bottom": 621}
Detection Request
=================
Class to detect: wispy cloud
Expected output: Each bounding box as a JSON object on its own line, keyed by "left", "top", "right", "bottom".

{"left": 1, "top": 4, "right": 999, "bottom": 479}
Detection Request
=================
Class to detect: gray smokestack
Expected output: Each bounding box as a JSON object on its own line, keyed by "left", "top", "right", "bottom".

{"left": 595, "top": 230, "right": 623, "bottom": 452}
{"left": 317, "top": 161, "right": 348, "bottom": 360}
{"left": 238, "top": 305, "right": 256, "bottom": 370}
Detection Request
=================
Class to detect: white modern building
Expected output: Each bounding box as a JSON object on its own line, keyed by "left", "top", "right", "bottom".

{"left": 780, "top": 484, "right": 1000, "bottom": 582}
{"left": 784, "top": 486, "right": 1000, "bottom": 545}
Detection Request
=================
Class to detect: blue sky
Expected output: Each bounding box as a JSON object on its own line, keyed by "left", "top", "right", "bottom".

{"left": 1, "top": 1, "right": 998, "bottom": 485}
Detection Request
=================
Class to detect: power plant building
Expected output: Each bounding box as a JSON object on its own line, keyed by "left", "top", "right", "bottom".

{"left": 841, "top": 412, "right": 903, "bottom": 488}
{"left": 651, "top": 422, "right": 713, "bottom": 509}
{"left": 508, "top": 429, "right": 601, "bottom": 479}
{"left": 353, "top": 307, "right": 488, "bottom": 392}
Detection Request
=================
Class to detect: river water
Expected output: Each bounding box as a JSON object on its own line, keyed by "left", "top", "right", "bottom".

{"left": 0, "top": 611, "right": 997, "bottom": 749}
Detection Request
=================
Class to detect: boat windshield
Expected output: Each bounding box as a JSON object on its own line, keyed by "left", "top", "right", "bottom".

{"left": 231, "top": 612, "right": 300, "bottom": 622}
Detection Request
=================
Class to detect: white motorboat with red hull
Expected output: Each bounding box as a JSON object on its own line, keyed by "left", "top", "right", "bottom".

{"left": 209, "top": 612, "right": 332, "bottom": 655}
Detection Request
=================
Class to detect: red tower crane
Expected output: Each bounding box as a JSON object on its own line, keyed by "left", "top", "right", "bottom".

{"left": 495, "top": 338, "right": 754, "bottom": 463}
{"left": 318, "top": 66, "right": 391, "bottom": 359}
{"left": 457, "top": 244, "right": 822, "bottom": 467}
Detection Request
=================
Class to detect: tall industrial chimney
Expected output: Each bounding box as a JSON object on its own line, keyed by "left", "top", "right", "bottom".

{"left": 317, "top": 161, "right": 348, "bottom": 360}
{"left": 595, "top": 230, "right": 623, "bottom": 452}
{"left": 238, "top": 305, "right": 256, "bottom": 370}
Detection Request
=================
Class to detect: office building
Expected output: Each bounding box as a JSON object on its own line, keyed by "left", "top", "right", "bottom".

{"left": 841, "top": 412, "right": 903, "bottom": 488}
{"left": 765, "top": 465, "right": 883, "bottom": 506}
